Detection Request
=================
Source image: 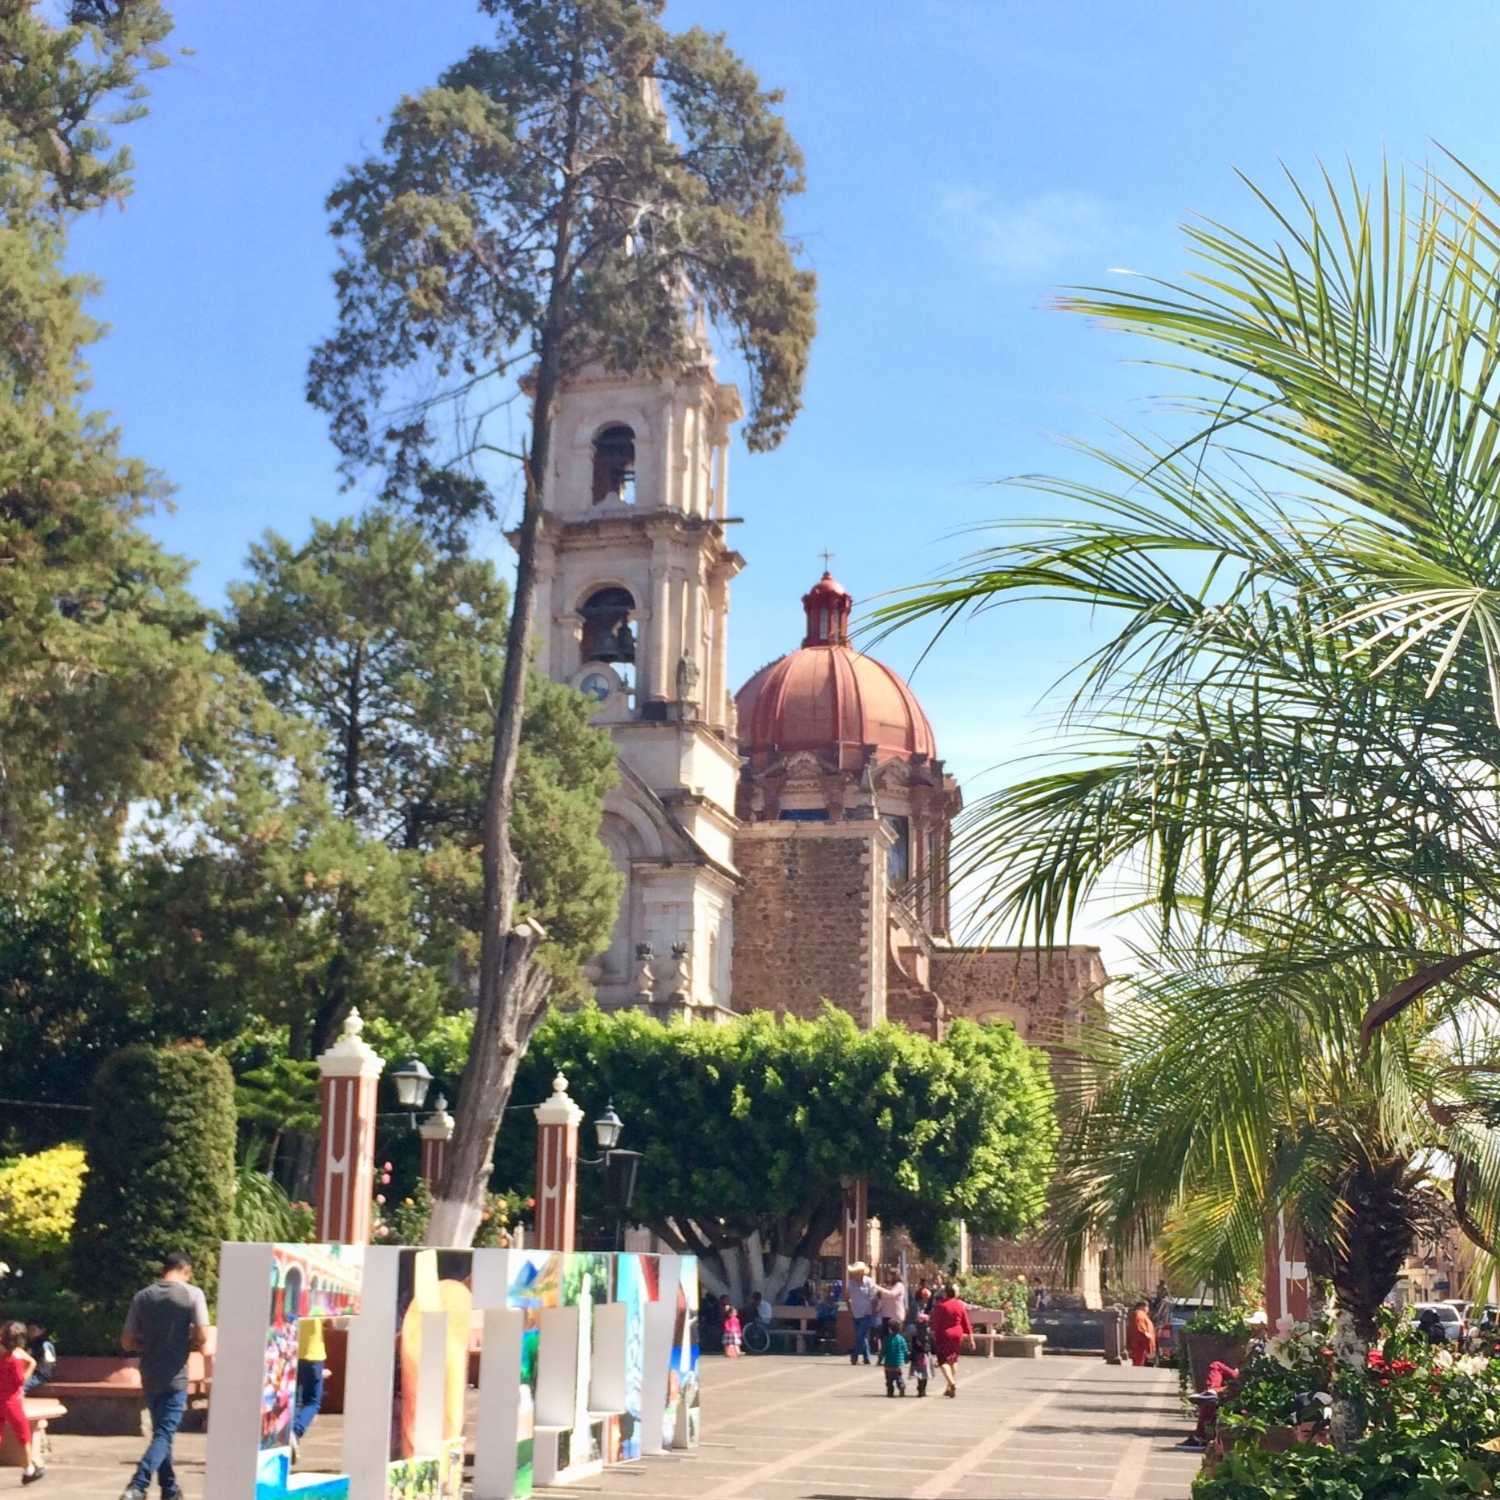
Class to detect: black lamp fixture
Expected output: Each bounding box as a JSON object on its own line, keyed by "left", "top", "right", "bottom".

{"left": 390, "top": 1056, "right": 434, "bottom": 1111}
{"left": 580, "top": 1098, "right": 641, "bottom": 1244}
{"left": 593, "top": 1101, "right": 625, "bottom": 1152}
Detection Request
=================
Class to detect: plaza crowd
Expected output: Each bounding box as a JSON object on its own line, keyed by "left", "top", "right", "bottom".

{"left": 702, "top": 1263, "right": 981, "bottom": 1399}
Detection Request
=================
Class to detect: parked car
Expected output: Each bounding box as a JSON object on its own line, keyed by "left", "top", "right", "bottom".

{"left": 1414, "top": 1302, "right": 1465, "bottom": 1343}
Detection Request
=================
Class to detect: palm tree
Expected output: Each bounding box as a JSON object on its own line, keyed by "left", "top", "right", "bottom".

{"left": 874, "top": 158, "right": 1500, "bottom": 960}
{"left": 1055, "top": 909, "right": 1500, "bottom": 1348}
{"left": 872, "top": 159, "right": 1500, "bottom": 1376}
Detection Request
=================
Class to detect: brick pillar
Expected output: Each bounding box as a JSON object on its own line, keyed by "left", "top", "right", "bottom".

{"left": 841, "top": 1177, "right": 870, "bottom": 1280}
{"left": 534, "top": 1074, "right": 584, "bottom": 1251}
{"left": 419, "top": 1094, "right": 455, "bottom": 1192}
{"left": 315, "top": 1009, "right": 384, "bottom": 1244}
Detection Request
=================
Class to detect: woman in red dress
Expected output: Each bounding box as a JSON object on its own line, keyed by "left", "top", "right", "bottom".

{"left": 0, "top": 1320, "right": 41, "bottom": 1482}
{"left": 1127, "top": 1301, "right": 1157, "bottom": 1367}
{"left": 929, "top": 1284, "right": 973, "bottom": 1398}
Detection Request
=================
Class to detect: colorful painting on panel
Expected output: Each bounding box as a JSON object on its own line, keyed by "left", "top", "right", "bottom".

{"left": 207, "top": 1242, "right": 364, "bottom": 1500}
{"left": 212, "top": 1243, "right": 698, "bottom": 1500}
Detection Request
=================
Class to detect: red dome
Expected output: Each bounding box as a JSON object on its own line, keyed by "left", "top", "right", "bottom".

{"left": 735, "top": 573, "right": 938, "bottom": 765}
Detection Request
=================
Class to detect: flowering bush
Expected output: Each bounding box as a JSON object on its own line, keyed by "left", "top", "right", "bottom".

{"left": 1196, "top": 1309, "right": 1500, "bottom": 1499}
{"left": 953, "top": 1273, "right": 1031, "bottom": 1334}
{"left": 371, "top": 1174, "right": 525, "bottom": 1247}
{"left": 0, "top": 1145, "right": 85, "bottom": 1270}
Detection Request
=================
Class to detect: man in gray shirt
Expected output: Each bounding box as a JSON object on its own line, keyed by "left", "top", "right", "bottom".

{"left": 119, "top": 1252, "right": 208, "bottom": 1500}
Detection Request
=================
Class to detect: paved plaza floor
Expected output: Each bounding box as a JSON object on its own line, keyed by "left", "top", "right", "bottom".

{"left": 19, "top": 1352, "right": 1199, "bottom": 1499}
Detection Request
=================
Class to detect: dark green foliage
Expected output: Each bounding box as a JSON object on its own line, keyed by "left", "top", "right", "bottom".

{"left": 217, "top": 510, "right": 620, "bottom": 1041}
{"left": 0, "top": 878, "right": 251, "bottom": 1156}
{"left": 72, "top": 1044, "right": 236, "bottom": 1312}
{"left": 494, "top": 1005, "right": 1056, "bottom": 1294}
{"left": 308, "top": 0, "right": 815, "bottom": 1241}
{"left": 0, "top": 2, "right": 223, "bottom": 894}
{"left": 311, "top": 0, "right": 816, "bottom": 529}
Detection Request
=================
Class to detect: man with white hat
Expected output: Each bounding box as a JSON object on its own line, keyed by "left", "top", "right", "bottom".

{"left": 846, "top": 1263, "right": 877, "bottom": 1365}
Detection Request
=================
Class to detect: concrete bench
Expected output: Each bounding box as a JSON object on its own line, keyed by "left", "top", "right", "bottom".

{"left": 768, "top": 1305, "right": 826, "bottom": 1354}
{"left": 46, "top": 1338, "right": 214, "bottom": 1436}
{"left": 0, "top": 1397, "right": 67, "bottom": 1466}
{"left": 967, "top": 1309, "right": 1047, "bottom": 1359}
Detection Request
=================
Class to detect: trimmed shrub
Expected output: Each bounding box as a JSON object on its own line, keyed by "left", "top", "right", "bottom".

{"left": 71, "top": 1044, "right": 236, "bottom": 1311}
{"left": 0, "top": 1144, "right": 86, "bottom": 1271}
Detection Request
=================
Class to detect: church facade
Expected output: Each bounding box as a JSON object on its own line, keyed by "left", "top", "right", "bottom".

{"left": 533, "top": 344, "right": 1106, "bottom": 1087}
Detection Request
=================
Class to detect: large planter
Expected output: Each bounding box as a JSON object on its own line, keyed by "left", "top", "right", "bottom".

{"left": 1185, "top": 1331, "right": 1250, "bottom": 1392}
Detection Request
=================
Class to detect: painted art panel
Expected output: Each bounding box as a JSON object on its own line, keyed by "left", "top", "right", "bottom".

{"left": 214, "top": 1243, "right": 697, "bottom": 1500}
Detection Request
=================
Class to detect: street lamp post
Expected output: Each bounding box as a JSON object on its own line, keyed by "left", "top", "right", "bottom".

{"left": 581, "top": 1099, "right": 642, "bottom": 1250}
{"left": 532, "top": 1079, "right": 643, "bottom": 1251}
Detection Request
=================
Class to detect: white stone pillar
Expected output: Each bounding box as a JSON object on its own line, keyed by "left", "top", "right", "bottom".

{"left": 534, "top": 1074, "right": 584, "bottom": 1251}
{"left": 649, "top": 562, "right": 671, "bottom": 707}
{"left": 418, "top": 1094, "right": 455, "bottom": 1192}
{"left": 315, "top": 1009, "right": 384, "bottom": 1245}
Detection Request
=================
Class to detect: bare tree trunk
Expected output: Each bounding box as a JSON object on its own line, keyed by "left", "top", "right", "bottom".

{"left": 424, "top": 25, "right": 589, "bottom": 1251}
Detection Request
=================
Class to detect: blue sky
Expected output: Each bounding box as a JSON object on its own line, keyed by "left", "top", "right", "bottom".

{"left": 73, "top": 0, "right": 1500, "bottom": 956}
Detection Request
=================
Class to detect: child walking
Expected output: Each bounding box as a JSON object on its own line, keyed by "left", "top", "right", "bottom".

{"left": 880, "top": 1317, "right": 909, "bottom": 1397}
{"left": 908, "top": 1311, "right": 933, "bottom": 1397}
{"left": 721, "top": 1297, "right": 743, "bottom": 1359}
{"left": 0, "top": 1322, "right": 43, "bottom": 1484}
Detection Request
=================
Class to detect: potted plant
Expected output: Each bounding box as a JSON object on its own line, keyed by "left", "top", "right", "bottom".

{"left": 1183, "top": 1306, "right": 1255, "bottom": 1394}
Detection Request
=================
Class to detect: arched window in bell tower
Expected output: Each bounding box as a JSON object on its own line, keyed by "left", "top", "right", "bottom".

{"left": 580, "top": 587, "right": 637, "bottom": 668}
{"left": 592, "top": 424, "right": 637, "bottom": 504}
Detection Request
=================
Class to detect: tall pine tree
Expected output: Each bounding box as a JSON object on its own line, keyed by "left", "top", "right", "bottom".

{"left": 311, "top": 0, "right": 817, "bottom": 1245}
{"left": 0, "top": 2, "right": 220, "bottom": 891}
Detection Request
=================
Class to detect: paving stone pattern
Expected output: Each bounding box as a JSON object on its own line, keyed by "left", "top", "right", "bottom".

{"left": 20, "top": 1351, "right": 1198, "bottom": 1498}
{"left": 537, "top": 1353, "right": 1199, "bottom": 1500}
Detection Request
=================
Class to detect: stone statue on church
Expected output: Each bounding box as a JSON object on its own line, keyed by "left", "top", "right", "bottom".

{"left": 675, "top": 652, "right": 700, "bottom": 706}
{"left": 667, "top": 941, "right": 693, "bottom": 1005}
{"left": 634, "top": 944, "right": 655, "bottom": 1008}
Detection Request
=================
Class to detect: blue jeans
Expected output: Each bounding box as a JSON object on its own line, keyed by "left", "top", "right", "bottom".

{"left": 133, "top": 1387, "right": 187, "bottom": 1494}
{"left": 292, "top": 1359, "right": 324, "bottom": 1440}
{"left": 853, "top": 1314, "right": 876, "bottom": 1361}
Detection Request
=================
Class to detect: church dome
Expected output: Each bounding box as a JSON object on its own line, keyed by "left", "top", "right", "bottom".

{"left": 735, "top": 572, "right": 937, "bottom": 765}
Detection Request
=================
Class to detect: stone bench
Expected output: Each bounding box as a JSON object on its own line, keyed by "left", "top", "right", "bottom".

{"left": 0, "top": 1397, "right": 67, "bottom": 1466}
{"left": 45, "top": 1341, "right": 213, "bottom": 1436}
{"left": 970, "top": 1331, "right": 1047, "bottom": 1359}
{"left": 967, "top": 1309, "right": 1047, "bottom": 1358}
{"left": 768, "top": 1305, "right": 834, "bottom": 1354}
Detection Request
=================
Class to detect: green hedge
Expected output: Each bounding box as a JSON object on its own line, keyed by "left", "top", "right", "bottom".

{"left": 71, "top": 1044, "right": 236, "bottom": 1312}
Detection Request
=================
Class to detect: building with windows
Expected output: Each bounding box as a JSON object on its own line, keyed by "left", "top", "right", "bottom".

{"left": 528, "top": 334, "right": 1115, "bottom": 1299}
{"left": 533, "top": 343, "right": 1105, "bottom": 1054}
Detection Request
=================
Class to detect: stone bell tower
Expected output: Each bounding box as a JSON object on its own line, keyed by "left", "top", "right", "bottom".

{"left": 531, "top": 343, "right": 744, "bottom": 1017}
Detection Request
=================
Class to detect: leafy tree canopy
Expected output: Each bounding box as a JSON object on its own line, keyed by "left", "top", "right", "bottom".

{"left": 220, "top": 508, "right": 621, "bottom": 1004}
{"left": 311, "top": 0, "right": 817, "bottom": 541}
{"left": 0, "top": 1, "right": 223, "bottom": 893}
{"left": 309, "top": 0, "right": 815, "bottom": 1248}
{"left": 494, "top": 1005, "right": 1056, "bottom": 1300}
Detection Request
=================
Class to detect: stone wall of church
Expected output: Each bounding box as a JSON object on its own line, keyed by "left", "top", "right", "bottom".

{"left": 731, "top": 821, "right": 887, "bottom": 1026}
{"left": 931, "top": 945, "right": 1107, "bottom": 1047}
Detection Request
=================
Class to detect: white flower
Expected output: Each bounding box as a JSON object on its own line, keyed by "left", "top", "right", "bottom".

{"left": 1457, "top": 1354, "right": 1489, "bottom": 1378}
{"left": 1433, "top": 1349, "right": 1455, "bottom": 1370}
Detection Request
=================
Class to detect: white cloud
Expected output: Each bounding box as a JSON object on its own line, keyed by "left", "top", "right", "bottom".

{"left": 938, "top": 187, "right": 1121, "bottom": 277}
